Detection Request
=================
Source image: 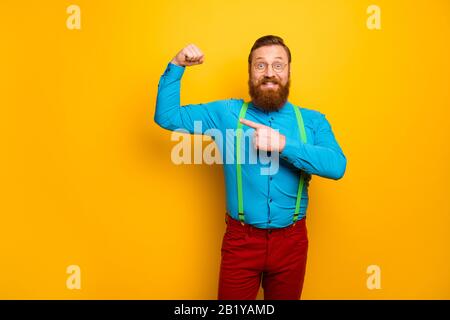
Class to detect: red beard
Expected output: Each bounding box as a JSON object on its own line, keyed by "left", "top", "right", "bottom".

{"left": 248, "top": 76, "right": 290, "bottom": 112}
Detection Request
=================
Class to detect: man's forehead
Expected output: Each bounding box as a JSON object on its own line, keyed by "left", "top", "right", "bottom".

{"left": 255, "top": 56, "right": 284, "bottom": 60}
{"left": 252, "top": 45, "right": 288, "bottom": 61}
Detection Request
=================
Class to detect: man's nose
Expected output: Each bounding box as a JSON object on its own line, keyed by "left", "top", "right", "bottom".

{"left": 264, "top": 65, "right": 275, "bottom": 77}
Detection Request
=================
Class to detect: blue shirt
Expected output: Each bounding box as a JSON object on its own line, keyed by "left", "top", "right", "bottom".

{"left": 155, "top": 62, "right": 347, "bottom": 228}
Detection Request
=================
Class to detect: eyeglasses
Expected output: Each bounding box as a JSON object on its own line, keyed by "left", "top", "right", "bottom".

{"left": 253, "top": 61, "right": 287, "bottom": 73}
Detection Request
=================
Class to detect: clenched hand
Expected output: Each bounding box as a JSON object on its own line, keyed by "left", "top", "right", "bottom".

{"left": 171, "top": 44, "right": 204, "bottom": 67}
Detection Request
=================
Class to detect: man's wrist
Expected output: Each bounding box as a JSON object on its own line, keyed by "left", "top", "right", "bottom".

{"left": 170, "top": 58, "right": 183, "bottom": 67}
{"left": 165, "top": 61, "right": 186, "bottom": 80}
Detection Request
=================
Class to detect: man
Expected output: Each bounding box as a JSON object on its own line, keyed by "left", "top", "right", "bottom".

{"left": 154, "top": 35, "right": 347, "bottom": 300}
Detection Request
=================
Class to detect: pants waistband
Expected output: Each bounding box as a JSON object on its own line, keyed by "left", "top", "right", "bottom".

{"left": 225, "top": 212, "right": 306, "bottom": 235}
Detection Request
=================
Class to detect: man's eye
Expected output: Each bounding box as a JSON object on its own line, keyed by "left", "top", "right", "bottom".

{"left": 274, "top": 63, "right": 283, "bottom": 69}
{"left": 257, "top": 63, "right": 266, "bottom": 69}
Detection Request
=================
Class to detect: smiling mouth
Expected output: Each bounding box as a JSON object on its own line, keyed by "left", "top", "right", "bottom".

{"left": 261, "top": 82, "right": 279, "bottom": 88}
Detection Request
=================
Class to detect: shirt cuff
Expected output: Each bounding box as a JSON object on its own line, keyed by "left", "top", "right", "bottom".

{"left": 164, "top": 62, "right": 185, "bottom": 80}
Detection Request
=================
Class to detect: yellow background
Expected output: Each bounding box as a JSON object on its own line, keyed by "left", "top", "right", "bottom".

{"left": 1, "top": 0, "right": 449, "bottom": 299}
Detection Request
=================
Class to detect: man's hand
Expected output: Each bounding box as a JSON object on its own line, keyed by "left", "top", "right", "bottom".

{"left": 171, "top": 44, "right": 204, "bottom": 67}
{"left": 239, "top": 119, "right": 286, "bottom": 152}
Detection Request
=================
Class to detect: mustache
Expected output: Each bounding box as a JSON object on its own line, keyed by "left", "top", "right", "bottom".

{"left": 258, "top": 77, "right": 281, "bottom": 86}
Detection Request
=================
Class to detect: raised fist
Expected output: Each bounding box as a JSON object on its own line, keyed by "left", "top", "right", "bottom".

{"left": 171, "top": 44, "right": 205, "bottom": 67}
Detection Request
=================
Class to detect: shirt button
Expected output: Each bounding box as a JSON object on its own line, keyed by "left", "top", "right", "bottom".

{"left": 269, "top": 198, "right": 273, "bottom": 203}
{"left": 269, "top": 177, "right": 273, "bottom": 181}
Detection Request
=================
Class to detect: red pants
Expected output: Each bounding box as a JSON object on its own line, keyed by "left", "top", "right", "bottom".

{"left": 218, "top": 213, "right": 308, "bottom": 300}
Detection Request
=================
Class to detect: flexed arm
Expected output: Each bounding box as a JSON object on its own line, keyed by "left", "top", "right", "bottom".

{"left": 154, "top": 44, "right": 226, "bottom": 134}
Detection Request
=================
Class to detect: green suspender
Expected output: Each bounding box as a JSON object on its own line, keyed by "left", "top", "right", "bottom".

{"left": 236, "top": 102, "right": 307, "bottom": 225}
{"left": 292, "top": 105, "right": 307, "bottom": 224}
{"left": 236, "top": 102, "right": 249, "bottom": 224}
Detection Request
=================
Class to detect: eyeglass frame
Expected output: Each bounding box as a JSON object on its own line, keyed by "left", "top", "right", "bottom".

{"left": 252, "top": 61, "right": 288, "bottom": 73}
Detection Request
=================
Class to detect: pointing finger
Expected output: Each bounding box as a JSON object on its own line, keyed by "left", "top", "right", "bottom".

{"left": 239, "top": 118, "right": 265, "bottom": 129}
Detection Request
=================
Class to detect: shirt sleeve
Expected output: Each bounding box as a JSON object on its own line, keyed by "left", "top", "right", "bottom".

{"left": 154, "top": 62, "right": 228, "bottom": 134}
{"left": 280, "top": 112, "right": 347, "bottom": 180}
